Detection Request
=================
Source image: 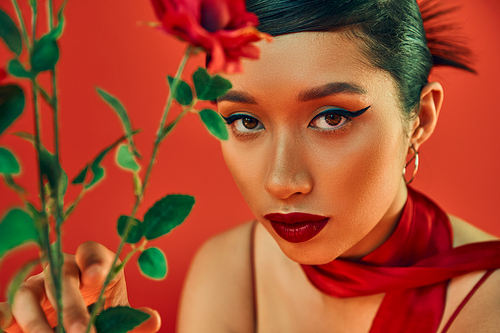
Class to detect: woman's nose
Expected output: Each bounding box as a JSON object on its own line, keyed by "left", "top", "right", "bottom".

{"left": 264, "top": 135, "right": 313, "bottom": 200}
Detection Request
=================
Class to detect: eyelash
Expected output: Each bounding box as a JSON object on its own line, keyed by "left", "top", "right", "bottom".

{"left": 221, "top": 106, "right": 370, "bottom": 137}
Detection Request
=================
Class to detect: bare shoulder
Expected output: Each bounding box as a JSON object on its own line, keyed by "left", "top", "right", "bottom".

{"left": 177, "top": 221, "right": 255, "bottom": 333}
{"left": 445, "top": 214, "right": 500, "bottom": 332}
{"left": 447, "top": 214, "right": 498, "bottom": 247}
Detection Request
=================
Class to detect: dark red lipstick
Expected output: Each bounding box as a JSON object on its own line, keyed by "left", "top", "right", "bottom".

{"left": 264, "top": 212, "right": 329, "bottom": 243}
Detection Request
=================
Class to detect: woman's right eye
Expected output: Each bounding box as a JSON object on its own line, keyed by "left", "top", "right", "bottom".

{"left": 222, "top": 114, "right": 265, "bottom": 134}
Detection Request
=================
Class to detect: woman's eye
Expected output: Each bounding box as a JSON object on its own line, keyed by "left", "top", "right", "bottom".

{"left": 309, "top": 111, "right": 350, "bottom": 130}
{"left": 222, "top": 114, "right": 264, "bottom": 133}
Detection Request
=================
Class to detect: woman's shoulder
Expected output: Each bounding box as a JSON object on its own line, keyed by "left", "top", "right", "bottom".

{"left": 443, "top": 214, "right": 500, "bottom": 332}
{"left": 447, "top": 214, "right": 498, "bottom": 247}
{"left": 177, "top": 221, "right": 255, "bottom": 333}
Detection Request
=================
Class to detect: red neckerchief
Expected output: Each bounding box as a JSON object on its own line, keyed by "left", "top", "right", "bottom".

{"left": 301, "top": 187, "right": 500, "bottom": 332}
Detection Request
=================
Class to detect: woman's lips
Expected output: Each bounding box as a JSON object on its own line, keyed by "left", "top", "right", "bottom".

{"left": 264, "top": 213, "right": 330, "bottom": 243}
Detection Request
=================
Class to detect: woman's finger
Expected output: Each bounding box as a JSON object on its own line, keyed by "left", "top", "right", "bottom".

{"left": 0, "top": 302, "right": 14, "bottom": 331}
{"left": 129, "top": 307, "right": 161, "bottom": 333}
{"left": 10, "top": 274, "right": 53, "bottom": 333}
{"left": 76, "top": 241, "right": 119, "bottom": 290}
{"left": 43, "top": 256, "right": 96, "bottom": 333}
{"left": 75, "top": 241, "right": 129, "bottom": 307}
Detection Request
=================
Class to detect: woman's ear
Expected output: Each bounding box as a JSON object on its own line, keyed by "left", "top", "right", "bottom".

{"left": 409, "top": 81, "right": 444, "bottom": 151}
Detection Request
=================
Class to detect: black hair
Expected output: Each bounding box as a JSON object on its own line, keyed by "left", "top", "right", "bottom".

{"left": 246, "top": 0, "right": 475, "bottom": 115}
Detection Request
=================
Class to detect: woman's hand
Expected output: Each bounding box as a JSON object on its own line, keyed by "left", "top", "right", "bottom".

{"left": 0, "top": 241, "right": 161, "bottom": 333}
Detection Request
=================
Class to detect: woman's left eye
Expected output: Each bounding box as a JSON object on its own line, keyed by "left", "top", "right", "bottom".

{"left": 309, "top": 109, "right": 351, "bottom": 130}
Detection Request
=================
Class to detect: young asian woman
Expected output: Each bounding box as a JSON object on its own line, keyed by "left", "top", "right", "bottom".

{"left": 2, "top": 0, "right": 500, "bottom": 332}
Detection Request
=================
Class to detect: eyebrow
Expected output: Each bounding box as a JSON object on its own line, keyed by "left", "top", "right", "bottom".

{"left": 217, "top": 82, "right": 366, "bottom": 104}
{"left": 217, "top": 91, "right": 257, "bottom": 104}
{"left": 298, "top": 82, "right": 367, "bottom": 102}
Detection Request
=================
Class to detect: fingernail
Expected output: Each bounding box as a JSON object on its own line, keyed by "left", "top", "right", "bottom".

{"left": 69, "top": 322, "right": 87, "bottom": 333}
{"left": 86, "top": 265, "right": 101, "bottom": 277}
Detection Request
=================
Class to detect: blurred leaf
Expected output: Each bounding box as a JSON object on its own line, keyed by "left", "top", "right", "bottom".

{"left": 0, "top": 85, "right": 25, "bottom": 136}
{"left": 0, "top": 209, "right": 39, "bottom": 258}
{"left": 59, "top": 168, "right": 68, "bottom": 199}
{"left": 116, "top": 215, "right": 145, "bottom": 244}
{"left": 167, "top": 76, "right": 193, "bottom": 106}
{"left": 192, "top": 68, "right": 210, "bottom": 98}
{"left": 31, "top": 34, "right": 59, "bottom": 73}
{"left": 85, "top": 145, "right": 110, "bottom": 189}
{"left": 138, "top": 247, "right": 167, "bottom": 280}
{"left": 50, "top": 0, "right": 68, "bottom": 39}
{"left": 3, "top": 174, "right": 25, "bottom": 194}
{"left": 116, "top": 144, "right": 139, "bottom": 172}
{"left": 72, "top": 131, "right": 139, "bottom": 189}
{"left": 25, "top": 202, "right": 42, "bottom": 222}
{"left": 143, "top": 194, "right": 195, "bottom": 240}
{"left": 7, "top": 59, "right": 31, "bottom": 78}
{"left": 199, "top": 109, "right": 228, "bottom": 140}
{"left": 0, "top": 147, "right": 20, "bottom": 174}
{"left": 28, "top": 0, "right": 36, "bottom": 10}
{"left": 0, "top": 9, "right": 22, "bottom": 56}
{"left": 14, "top": 133, "right": 66, "bottom": 201}
{"left": 72, "top": 164, "right": 88, "bottom": 185}
{"left": 192, "top": 67, "right": 232, "bottom": 101}
{"left": 96, "top": 88, "right": 140, "bottom": 158}
{"left": 94, "top": 306, "right": 150, "bottom": 333}
{"left": 7, "top": 259, "right": 39, "bottom": 304}
{"left": 159, "top": 121, "right": 176, "bottom": 141}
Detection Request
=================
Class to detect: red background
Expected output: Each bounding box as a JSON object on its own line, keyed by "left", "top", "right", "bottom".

{"left": 1, "top": 0, "right": 499, "bottom": 332}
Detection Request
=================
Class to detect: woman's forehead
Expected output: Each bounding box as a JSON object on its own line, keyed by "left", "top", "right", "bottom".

{"left": 222, "top": 32, "right": 394, "bottom": 104}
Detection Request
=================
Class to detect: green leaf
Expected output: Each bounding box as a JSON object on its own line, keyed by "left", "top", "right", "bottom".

{"left": 192, "top": 67, "right": 232, "bottom": 101}
{"left": 116, "top": 144, "right": 139, "bottom": 172}
{"left": 50, "top": 0, "right": 68, "bottom": 39}
{"left": 0, "top": 209, "right": 39, "bottom": 258}
{"left": 0, "top": 85, "right": 25, "bottom": 136}
{"left": 85, "top": 145, "right": 111, "bottom": 189}
{"left": 116, "top": 215, "right": 145, "bottom": 244}
{"left": 59, "top": 168, "right": 68, "bottom": 199}
{"left": 96, "top": 88, "right": 140, "bottom": 158}
{"left": 72, "top": 131, "right": 139, "bottom": 189}
{"left": 3, "top": 174, "right": 25, "bottom": 194}
{"left": 199, "top": 109, "right": 229, "bottom": 140}
{"left": 192, "top": 68, "right": 211, "bottom": 98}
{"left": 0, "top": 9, "right": 22, "bottom": 56}
{"left": 28, "top": 0, "right": 37, "bottom": 10}
{"left": 31, "top": 34, "right": 59, "bottom": 73}
{"left": 7, "top": 59, "right": 31, "bottom": 78}
{"left": 144, "top": 194, "right": 195, "bottom": 240}
{"left": 138, "top": 247, "right": 167, "bottom": 280}
{"left": 72, "top": 164, "right": 88, "bottom": 184}
{"left": 25, "top": 202, "right": 42, "bottom": 222}
{"left": 167, "top": 76, "right": 193, "bottom": 106}
{"left": 159, "top": 121, "right": 176, "bottom": 142}
{"left": 0, "top": 147, "right": 20, "bottom": 174}
{"left": 94, "top": 306, "right": 150, "bottom": 333}
{"left": 14, "top": 133, "right": 66, "bottom": 200}
{"left": 7, "top": 259, "right": 39, "bottom": 304}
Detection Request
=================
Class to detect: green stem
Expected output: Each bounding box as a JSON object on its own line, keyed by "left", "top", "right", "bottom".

{"left": 47, "top": 0, "right": 54, "bottom": 30}
{"left": 85, "top": 45, "right": 192, "bottom": 333}
{"left": 10, "top": 0, "right": 30, "bottom": 51}
{"left": 30, "top": 1, "right": 37, "bottom": 45}
{"left": 31, "top": 80, "right": 61, "bottom": 329}
{"left": 142, "top": 46, "right": 192, "bottom": 194}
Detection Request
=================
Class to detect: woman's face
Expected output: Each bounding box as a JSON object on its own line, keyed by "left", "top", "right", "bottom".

{"left": 218, "top": 32, "right": 412, "bottom": 265}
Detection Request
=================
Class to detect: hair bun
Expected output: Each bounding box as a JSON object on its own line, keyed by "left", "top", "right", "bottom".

{"left": 418, "top": 0, "right": 476, "bottom": 73}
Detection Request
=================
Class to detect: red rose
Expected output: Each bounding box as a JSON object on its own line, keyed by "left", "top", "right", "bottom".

{"left": 150, "top": 0, "right": 271, "bottom": 73}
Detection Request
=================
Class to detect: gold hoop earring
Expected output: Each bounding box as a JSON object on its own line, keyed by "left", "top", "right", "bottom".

{"left": 403, "top": 144, "right": 419, "bottom": 184}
